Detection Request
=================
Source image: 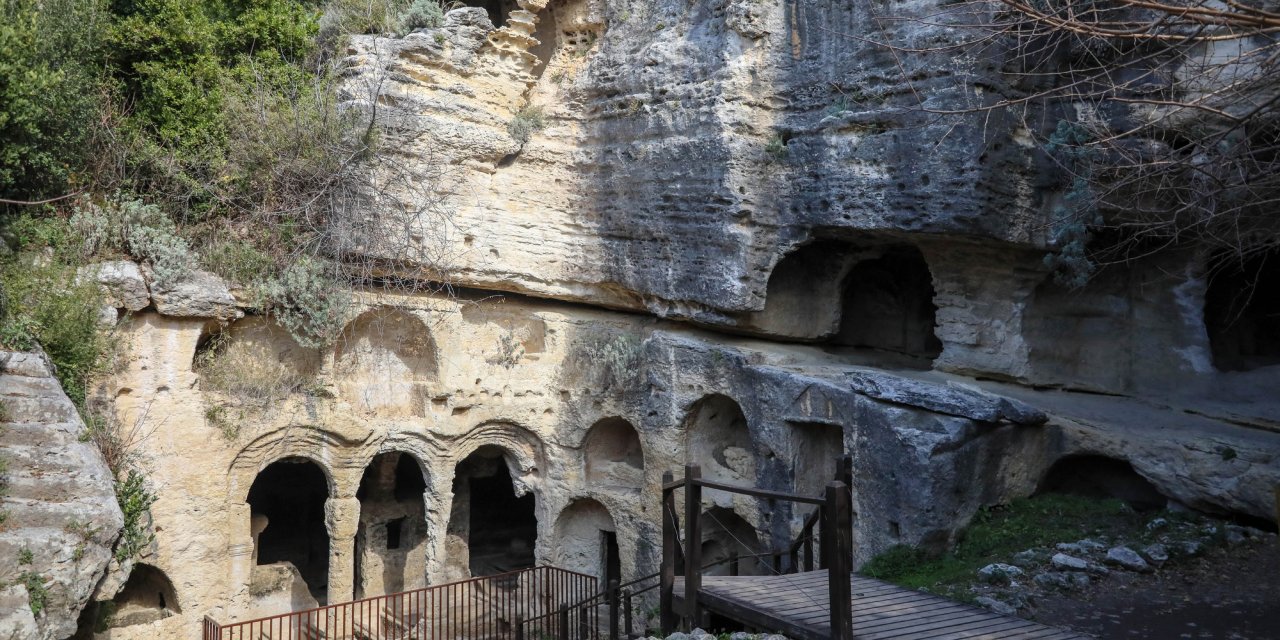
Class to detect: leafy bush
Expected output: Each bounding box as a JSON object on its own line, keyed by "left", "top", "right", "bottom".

{"left": 508, "top": 105, "right": 547, "bottom": 146}
{"left": 399, "top": 0, "right": 444, "bottom": 31}
{"left": 0, "top": 0, "right": 109, "bottom": 199}
{"left": 67, "top": 198, "right": 193, "bottom": 286}
{"left": 258, "top": 257, "right": 352, "bottom": 348}
{"left": 0, "top": 260, "right": 107, "bottom": 407}
{"left": 114, "top": 470, "right": 156, "bottom": 562}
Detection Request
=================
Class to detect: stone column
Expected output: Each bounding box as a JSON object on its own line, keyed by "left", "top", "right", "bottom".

{"left": 325, "top": 496, "right": 361, "bottom": 604}
{"left": 226, "top": 502, "right": 256, "bottom": 609}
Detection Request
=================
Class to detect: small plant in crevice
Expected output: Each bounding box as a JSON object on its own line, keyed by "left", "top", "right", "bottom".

{"left": 507, "top": 105, "right": 547, "bottom": 147}
{"left": 1042, "top": 119, "right": 1101, "bottom": 288}
{"left": 204, "top": 404, "right": 240, "bottom": 441}
{"left": 195, "top": 332, "right": 317, "bottom": 405}
{"left": 764, "top": 132, "right": 789, "bottom": 163}
{"left": 20, "top": 571, "right": 48, "bottom": 615}
{"left": 18, "top": 547, "right": 33, "bottom": 565}
{"left": 489, "top": 332, "right": 526, "bottom": 369}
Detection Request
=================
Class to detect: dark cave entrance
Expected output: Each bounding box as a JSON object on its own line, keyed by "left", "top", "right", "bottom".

{"left": 1038, "top": 455, "right": 1167, "bottom": 511}
{"left": 106, "top": 564, "right": 180, "bottom": 628}
{"left": 468, "top": 0, "right": 519, "bottom": 28}
{"left": 834, "top": 245, "right": 942, "bottom": 360}
{"left": 452, "top": 446, "right": 538, "bottom": 576}
{"left": 1204, "top": 249, "right": 1280, "bottom": 371}
{"left": 355, "top": 451, "right": 429, "bottom": 598}
{"left": 247, "top": 457, "right": 331, "bottom": 602}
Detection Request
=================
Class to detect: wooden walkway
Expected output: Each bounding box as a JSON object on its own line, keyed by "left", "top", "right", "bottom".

{"left": 673, "top": 570, "right": 1089, "bottom": 640}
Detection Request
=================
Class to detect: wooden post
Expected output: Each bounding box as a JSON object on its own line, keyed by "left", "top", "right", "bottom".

{"left": 660, "top": 471, "right": 677, "bottom": 635}
{"left": 515, "top": 613, "right": 525, "bottom": 640}
{"left": 558, "top": 604, "right": 570, "bottom": 640}
{"left": 824, "top": 481, "right": 854, "bottom": 640}
{"left": 837, "top": 455, "right": 853, "bottom": 489}
{"left": 579, "top": 606, "right": 589, "bottom": 640}
{"left": 772, "top": 548, "right": 783, "bottom": 575}
{"left": 623, "top": 589, "right": 633, "bottom": 639}
{"left": 683, "top": 464, "right": 703, "bottom": 628}
{"left": 803, "top": 534, "right": 814, "bottom": 572}
{"left": 608, "top": 579, "right": 620, "bottom": 640}
{"left": 728, "top": 550, "right": 738, "bottom": 576}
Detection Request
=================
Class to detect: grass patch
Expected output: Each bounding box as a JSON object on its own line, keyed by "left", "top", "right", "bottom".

{"left": 195, "top": 332, "right": 314, "bottom": 404}
{"left": 860, "top": 494, "right": 1143, "bottom": 595}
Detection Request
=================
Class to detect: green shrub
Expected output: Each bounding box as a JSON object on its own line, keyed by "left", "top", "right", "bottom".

{"left": 399, "top": 0, "right": 444, "bottom": 31}
{"left": 508, "top": 105, "right": 546, "bottom": 146}
{"left": 0, "top": 260, "right": 107, "bottom": 407}
{"left": 18, "top": 548, "right": 33, "bottom": 565}
{"left": 114, "top": 470, "right": 156, "bottom": 562}
{"left": 258, "top": 256, "right": 352, "bottom": 347}
{"left": 66, "top": 198, "right": 193, "bottom": 286}
{"left": 20, "top": 571, "right": 48, "bottom": 615}
{"left": 0, "top": 0, "right": 109, "bottom": 200}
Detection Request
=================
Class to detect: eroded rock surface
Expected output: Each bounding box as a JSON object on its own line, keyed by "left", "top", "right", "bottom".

{"left": 0, "top": 351, "right": 123, "bottom": 640}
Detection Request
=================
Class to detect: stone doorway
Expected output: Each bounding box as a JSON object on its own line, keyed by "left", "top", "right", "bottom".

{"left": 447, "top": 446, "right": 538, "bottom": 577}
{"left": 247, "top": 457, "right": 331, "bottom": 603}
{"left": 354, "top": 452, "right": 429, "bottom": 598}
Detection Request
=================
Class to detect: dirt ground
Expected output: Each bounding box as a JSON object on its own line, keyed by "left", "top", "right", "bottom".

{"left": 1032, "top": 538, "right": 1280, "bottom": 639}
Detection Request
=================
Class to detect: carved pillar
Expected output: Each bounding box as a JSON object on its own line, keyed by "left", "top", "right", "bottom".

{"left": 227, "top": 502, "right": 256, "bottom": 608}
{"left": 326, "top": 496, "right": 362, "bottom": 603}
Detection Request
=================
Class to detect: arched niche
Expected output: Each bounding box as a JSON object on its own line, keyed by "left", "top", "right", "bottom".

{"left": 583, "top": 417, "right": 644, "bottom": 491}
{"left": 445, "top": 445, "right": 538, "bottom": 578}
{"left": 355, "top": 451, "right": 430, "bottom": 598}
{"left": 193, "top": 316, "right": 322, "bottom": 398}
{"left": 1204, "top": 248, "right": 1280, "bottom": 371}
{"left": 247, "top": 457, "right": 332, "bottom": 603}
{"left": 699, "top": 507, "right": 765, "bottom": 577}
{"left": 834, "top": 245, "right": 941, "bottom": 360}
{"left": 684, "top": 394, "right": 755, "bottom": 487}
{"left": 104, "top": 564, "right": 180, "bottom": 628}
{"left": 334, "top": 308, "right": 437, "bottom": 416}
{"left": 746, "top": 241, "right": 856, "bottom": 339}
{"left": 551, "top": 498, "right": 620, "bottom": 584}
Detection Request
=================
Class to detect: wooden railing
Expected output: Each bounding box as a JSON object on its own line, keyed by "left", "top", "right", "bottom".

{"left": 203, "top": 565, "right": 597, "bottom": 640}
{"left": 659, "top": 460, "right": 855, "bottom": 640}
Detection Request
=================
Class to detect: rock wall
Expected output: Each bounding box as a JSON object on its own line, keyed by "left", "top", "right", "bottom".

{"left": 0, "top": 352, "right": 123, "bottom": 640}
{"left": 40, "top": 0, "right": 1280, "bottom": 637}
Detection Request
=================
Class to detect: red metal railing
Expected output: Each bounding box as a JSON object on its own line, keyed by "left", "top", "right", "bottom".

{"left": 204, "top": 565, "right": 598, "bottom": 640}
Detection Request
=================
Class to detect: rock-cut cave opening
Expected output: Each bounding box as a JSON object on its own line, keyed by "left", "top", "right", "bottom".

{"left": 1037, "top": 455, "right": 1167, "bottom": 511}
{"left": 467, "top": 0, "right": 519, "bottom": 29}
{"left": 834, "top": 245, "right": 943, "bottom": 361}
{"left": 450, "top": 446, "right": 538, "bottom": 576}
{"left": 355, "top": 451, "right": 429, "bottom": 598}
{"left": 104, "top": 564, "right": 180, "bottom": 629}
{"left": 1204, "top": 248, "right": 1280, "bottom": 372}
{"left": 247, "top": 457, "right": 331, "bottom": 602}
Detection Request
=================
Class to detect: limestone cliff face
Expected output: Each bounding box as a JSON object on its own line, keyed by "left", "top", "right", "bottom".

{"left": 340, "top": 0, "right": 1042, "bottom": 321}
{"left": 0, "top": 352, "right": 123, "bottom": 640}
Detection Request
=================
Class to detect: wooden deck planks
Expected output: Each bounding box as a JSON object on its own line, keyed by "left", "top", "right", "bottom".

{"left": 673, "top": 570, "right": 1089, "bottom": 640}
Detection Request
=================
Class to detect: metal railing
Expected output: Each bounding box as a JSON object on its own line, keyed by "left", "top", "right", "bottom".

{"left": 204, "top": 565, "right": 598, "bottom": 640}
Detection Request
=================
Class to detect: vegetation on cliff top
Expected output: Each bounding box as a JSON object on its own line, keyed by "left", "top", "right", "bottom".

{"left": 0, "top": 0, "right": 449, "bottom": 570}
